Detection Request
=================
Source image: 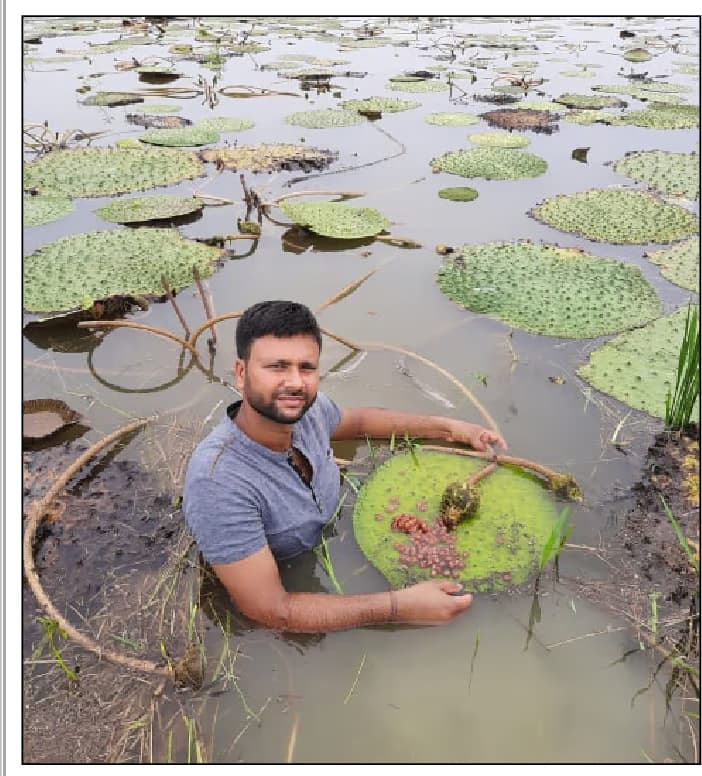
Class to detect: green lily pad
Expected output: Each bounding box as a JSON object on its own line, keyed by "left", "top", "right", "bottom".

{"left": 531, "top": 189, "right": 699, "bottom": 244}
{"left": 613, "top": 150, "right": 699, "bottom": 200}
{"left": 386, "top": 79, "right": 449, "bottom": 92}
{"left": 23, "top": 147, "right": 203, "bottom": 198}
{"left": 615, "top": 103, "right": 699, "bottom": 129}
{"left": 132, "top": 103, "right": 182, "bottom": 113}
{"left": 341, "top": 96, "right": 420, "bottom": 114}
{"left": 95, "top": 195, "right": 204, "bottom": 223}
{"left": 554, "top": 93, "right": 625, "bottom": 109}
{"left": 283, "top": 109, "right": 366, "bottom": 129}
{"left": 139, "top": 125, "right": 220, "bottom": 147}
{"left": 82, "top": 91, "right": 144, "bottom": 107}
{"left": 646, "top": 238, "right": 699, "bottom": 291}
{"left": 115, "top": 138, "right": 144, "bottom": 149}
{"left": 436, "top": 241, "right": 660, "bottom": 338}
{"left": 438, "top": 187, "right": 479, "bottom": 202}
{"left": 623, "top": 47, "right": 653, "bottom": 62}
{"left": 563, "top": 110, "right": 618, "bottom": 125}
{"left": 431, "top": 147, "right": 547, "bottom": 180}
{"left": 23, "top": 228, "right": 223, "bottom": 313}
{"left": 196, "top": 116, "right": 255, "bottom": 133}
{"left": 352, "top": 450, "right": 560, "bottom": 592}
{"left": 468, "top": 131, "right": 530, "bottom": 148}
{"left": 24, "top": 194, "right": 75, "bottom": 227}
{"left": 279, "top": 200, "right": 388, "bottom": 239}
{"left": 134, "top": 65, "right": 179, "bottom": 75}
{"left": 577, "top": 307, "right": 700, "bottom": 419}
{"left": 511, "top": 100, "right": 561, "bottom": 112}
{"left": 424, "top": 112, "right": 481, "bottom": 126}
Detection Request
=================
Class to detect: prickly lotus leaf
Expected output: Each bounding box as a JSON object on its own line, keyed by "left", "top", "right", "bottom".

{"left": 438, "top": 187, "right": 479, "bottom": 202}
{"left": 279, "top": 200, "right": 388, "bottom": 239}
{"left": 341, "top": 96, "right": 420, "bottom": 113}
{"left": 563, "top": 110, "right": 617, "bottom": 125}
{"left": 531, "top": 188, "right": 699, "bottom": 244}
{"left": 82, "top": 91, "right": 144, "bottom": 107}
{"left": 553, "top": 93, "right": 625, "bottom": 109}
{"left": 23, "top": 147, "right": 203, "bottom": 198}
{"left": 23, "top": 228, "right": 223, "bottom": 313}
{"left": 387, "top": 79, "right": 449, "bottom": 92}
{"left": 283, "top": 109, "right": 366, "bottom": 128}
{"left": 131, "top": 103, "right": 182, "bottom": 113}
{"left": 94, "top": 195, "right": 204, "bottom": 223}
{"left": 139, "top": 125, "right": 220, "bottom": 147}
{"left": 200, "top": 144, "right": 337, "bottom": 172}
{"left": 431, "top": 147, "right": 547, "bottom": 180}
{"left": 23, "top": 399, "right": 82, "bottom": 439}
{"left": 616, "top": 104, "right": 699, "bottom": 130}
{"left": 352, "top": 450, "right": 560, "bottom": 592}
{"left": 196, "top": 116, "right": 255, "bottom": 133}
{"left": 613, "top": 150, "right": 699, "bottom": 200}
{"left": 24, "top": 194, "right": 75, "bottom": 227}
{"left": 510, "top": 100, "right": 561, "bottom": 112}
{"left": 646, "top": 238, "right": 699, "bottom": 291}
{"left": 424, "top": 112, "right": 481, "bottom": 126}
{"left": 468, "top": 131, "right": 530, "bottom": 147}
{"left": 436, "top": 241, "right": 660, "bottom": 338}
{"left": 577, "top": 306, "right": 700, "bottom": 419}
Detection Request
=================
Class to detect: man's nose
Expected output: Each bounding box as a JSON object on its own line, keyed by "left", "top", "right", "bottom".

{"left": 283, "top": 367, "right": 304, "bottom": 388}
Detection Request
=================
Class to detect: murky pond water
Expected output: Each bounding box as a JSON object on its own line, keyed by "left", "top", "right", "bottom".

{"left": 22, "top": 16, "right": 699, "bottom": 763}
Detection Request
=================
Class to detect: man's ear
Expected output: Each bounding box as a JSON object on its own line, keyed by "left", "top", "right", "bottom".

{"left": 234, "top": 358, "right": 245, "bottom": 392}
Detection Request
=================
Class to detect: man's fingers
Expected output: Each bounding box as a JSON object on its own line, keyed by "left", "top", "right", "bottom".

{"left": 438, "top": 580, "right": 463, "bottom": 593}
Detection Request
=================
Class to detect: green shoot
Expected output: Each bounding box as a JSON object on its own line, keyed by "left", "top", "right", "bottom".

{"left": 314, "top": 534, "right": 344, "bottom": 594}
{"left": 648, "top": 592, "right": 660, "bottom": 639}
{"left": 661, "top": 495, "right": 699, "bottom": 576}
{"left": 36, "top": 617, "right": 77, "bottom": 683}
{"left": 340, "top": 470, "right": 360, "bottom": 494}
{"left": 665, "top": 303, "right": 700, "bottom": 430}
{"left": 468, "top": 629, "right": 480, "bottom": 693}
{"left": 472, "top": 371, "right": 488, "bottom": 387}
{"left": 403, "top": 432, "right": 421, "bottom": 468}
{"left": 538, "top": 507, "right": 573, "bottom": 574}
{"left": 365, "top": 435, "right": 376, "bottom": 469}
{"left": 389, "top": 431, "right": 396, "bottom": 452}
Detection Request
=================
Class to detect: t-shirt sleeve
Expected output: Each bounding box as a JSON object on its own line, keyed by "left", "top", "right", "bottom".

{"left": 183, "top": 458, "right": 267, "bottom": 565}
{"left": 316, "top": 391, "right": 342, "bottom": 436}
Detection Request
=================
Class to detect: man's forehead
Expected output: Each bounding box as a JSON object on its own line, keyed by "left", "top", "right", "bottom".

{"left": 249, "top": 334, "right": 320, "bottom": 359}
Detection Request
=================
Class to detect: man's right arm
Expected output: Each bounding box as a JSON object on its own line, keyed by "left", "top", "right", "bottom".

{"left": 212, "top": 546, "right": 474, "bottom": 633}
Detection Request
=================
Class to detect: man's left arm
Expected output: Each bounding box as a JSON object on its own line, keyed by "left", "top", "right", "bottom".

{"left": 331, "top": 406, "right": 507, "bottom": 452}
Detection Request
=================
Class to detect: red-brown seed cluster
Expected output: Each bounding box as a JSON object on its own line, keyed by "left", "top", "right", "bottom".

{"left": 393, "top": 516, "right": 468, "bottom": 578}
{"left": 391, "top": 513, "right": 429, "bottom": 534}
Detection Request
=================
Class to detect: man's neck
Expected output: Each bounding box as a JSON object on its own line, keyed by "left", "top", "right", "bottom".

{"left": 234, "top": 401, "right": 293, "bottom": 452}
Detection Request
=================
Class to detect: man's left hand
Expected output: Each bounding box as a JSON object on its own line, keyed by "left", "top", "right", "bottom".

{"left": 447, "top": 421, "right": 507, "bottom": 453}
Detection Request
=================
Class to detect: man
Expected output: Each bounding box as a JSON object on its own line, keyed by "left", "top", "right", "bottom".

{"left": 183, "top": 301, "right": 507, "bottom": 633}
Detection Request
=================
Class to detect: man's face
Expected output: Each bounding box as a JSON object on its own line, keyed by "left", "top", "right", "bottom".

{"left": 235, "top": 334, "right": 320, "bottom": 425}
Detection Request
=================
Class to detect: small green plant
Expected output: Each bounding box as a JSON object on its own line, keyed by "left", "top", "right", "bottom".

{"left": 538, "top": 507, "right": 573, "bottom": 574}
{"left": 648, "top": 592, "right": 660, "bottom": 639}
{"left": 661, "top": 495, "right": 699, "bottom": 575}
{"left": 34, "top": 617, "right": 77, "bottom": 683}
{"left": 665, "top": 304, "right": 700, "bottom": 431}
{"left": 402, "top": 432, "right": 421, "bottom": 467}
{"left": 365, "top": 435, "right": 377, "bottom": 470}
{"left": 314, "top": 534, "right": 344, "bottom": 594}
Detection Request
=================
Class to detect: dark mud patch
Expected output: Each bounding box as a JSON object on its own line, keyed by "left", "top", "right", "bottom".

{"left": 23, "top": 439, "right": 197, "bottom": 763}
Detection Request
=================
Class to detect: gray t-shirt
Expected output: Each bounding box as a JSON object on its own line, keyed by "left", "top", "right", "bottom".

{"left": 183, "top": 392, "right": 342, "bottom": 564}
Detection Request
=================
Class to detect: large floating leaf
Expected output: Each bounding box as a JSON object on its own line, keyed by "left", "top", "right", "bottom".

{"left": 553, "top": 93, "right": 625, "bottom": 109}
{"left": 341, "top": 96, "right": 419, "bottom": 113}
{"left": 615, "top": 103, "right": 699, "bottom": 129}
{"left": 424, "top": 112, "right": 481, "bottom": 126}
{"left": 353, "top": 450, "right": 560, "bottom": 592}
{"left": 24, "top": 194, "right": 75, "bottom": 227}
{"left": 23, "top": 228, "right": 223, "bottom": 313}
{"left": 613, "top": 150, "right": 699, "bottom": 200}
{"left": 386, "top": 79, "right": 448, "bottom": 92}
{"left": 95, "top": 195, "right": 204, "bottom": 223}
{"left": 24, "top": 147, "right": 203, "bottom": 198}
{"left": 139, "top": 125, "right": 220, "bottom": 147}
{"left": 438, "top": 187, "right": 478, "bottom": 202}
{"left": 196, "top": 116, "right": 255, "bottom": 133}
{"left": 646, "top": 238, "right": 699, "bottom": 291}
{"left": 283, "top": 109, "right": 366, "bottom": 129}
{"left": 82, "top": 91, "right": 144, "bottom": 107}
{"left": 468, "top": 131, "right": 530, "bottom": 147}
{"left": 279, "top": 200, "right": 388, "bottom": 239}
{"left": 431, "top": 147, "right": 547, "bottom": 180}
{"left": 577, "top": 307, "right": 700, "bottom": 419}
{"left": 531, "top": 189, "right": 699, "bottom": 244}
{"left": 200, "top": 144, "right": 337, "bottom": 172}
{"left": 436, "top": 241, "right": 660, "bottom": 338}
{"left": 131, "top": 103, "right": 183, "bottom": 113}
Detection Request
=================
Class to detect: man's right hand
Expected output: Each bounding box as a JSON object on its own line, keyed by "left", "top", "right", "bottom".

{"left": 396, "top": 580, "right": 474, "bottom": 624}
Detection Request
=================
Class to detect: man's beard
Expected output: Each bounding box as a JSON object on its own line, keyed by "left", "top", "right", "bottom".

{"left": 245, "top": 382, "right": 316, "bottom": 425}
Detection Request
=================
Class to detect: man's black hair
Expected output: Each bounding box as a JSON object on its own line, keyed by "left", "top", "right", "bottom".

{"left": 236, "top": 300, "right": 322, "bottom": 360}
